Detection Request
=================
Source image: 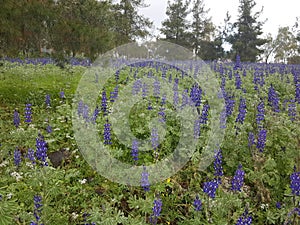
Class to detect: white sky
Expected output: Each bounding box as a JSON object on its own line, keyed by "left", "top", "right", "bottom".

{"left": 139, "top": 0, "right": 300, "bottom": 38}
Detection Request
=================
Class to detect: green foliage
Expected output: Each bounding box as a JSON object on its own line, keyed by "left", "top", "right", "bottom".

{"left": 0, "top": 62, "right": 299, "bottom": 224}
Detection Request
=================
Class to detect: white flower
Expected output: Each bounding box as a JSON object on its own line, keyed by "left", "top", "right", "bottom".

{"left": 10, "top": 171, "right": 23, "bottom": 181}
{"left": 71, "top": 212, "right": 79, "bottom": 220}
{"left": 7, "top": 193, "right": 12, "bottom": 199}
{"left": 26, "top": 162, "right": 34, "bottom": 169}
{"left": 79, "top": 178, "right": 87, "bottom": 184}
{"left": 0, "top": 160, "right": 8, "bottom": 167}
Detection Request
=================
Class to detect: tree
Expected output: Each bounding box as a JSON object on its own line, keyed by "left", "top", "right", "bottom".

{"left": 112, "top": 0, "right": 153, "bottom": 46}
{"left": 160, "top": 0, "right": 191, "bottom": 49}
{"left": 273, "top": 27, "right": 298, "bottom": 63}
{"left": 259, "top": 33, "right": 277, "bottom": 63}
{"left": 227, "top": 0, "right": 267, "bottom": 62}
{"left": 191, "top": 0, "right": 213, "bottom": 56}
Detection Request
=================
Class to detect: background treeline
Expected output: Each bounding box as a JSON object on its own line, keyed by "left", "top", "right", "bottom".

{"left": 0, "top": 0, "right": 300, "bottom": 63}
{"left": 0, "top": 0, "right": 151, "bottom": 60}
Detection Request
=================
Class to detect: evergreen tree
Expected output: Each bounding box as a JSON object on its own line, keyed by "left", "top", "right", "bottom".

{"left": 112, "top": 0, "right": 152, "bottom": 46}
{"left": 191, "top": 0, "right": 214, "bottom": 57}
{"left": 160, "top": 0, "right": 191, "bottom": 49}
{"left": 227, "top": 0, "right": 267, "bottom": 62}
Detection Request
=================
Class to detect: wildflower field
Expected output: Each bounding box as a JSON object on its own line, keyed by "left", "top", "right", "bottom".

{"left": 0, "top": 55, "right": 299, "bottom": 225}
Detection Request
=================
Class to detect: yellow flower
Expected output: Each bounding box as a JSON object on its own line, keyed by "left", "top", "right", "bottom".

{"left": 166, "top": 178, "right": 171, "bottom": 183}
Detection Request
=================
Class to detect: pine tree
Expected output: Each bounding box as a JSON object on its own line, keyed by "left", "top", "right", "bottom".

{"left": 113, "top": 0, "right": 152, "bottom": 45}
{"left": 228, "top": 0, "right": 267, "bottom": 62}
{"left": 160, "top": 0, "right": 191, "bottom": 49}
{"left": 191, "top": 0, "right": 214, "bottom": 57}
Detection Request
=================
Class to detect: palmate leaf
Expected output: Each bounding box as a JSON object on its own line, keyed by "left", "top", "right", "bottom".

{"left": 0, "top": 198, "right": 18, "bottom": 225}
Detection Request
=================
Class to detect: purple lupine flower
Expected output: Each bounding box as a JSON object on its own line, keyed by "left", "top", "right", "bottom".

{"left": 214, "top": 148, "right": 224, "bottom": 181}
{"left": 142, "top": 82, "right": 148, "bottom": 98}
{"left": 45, "top": 94, "right": 50, "bottom": 107}
{"left": 161, "top": 94, "right": 167, "bottom": 105}
{"left": 46, "top": 124, "right": 52, "bottom": 133}
{"left": 59, "top": 91, "right": 65, "bottom": 99}
{"left": 225, "top": 95, "right": 235, "bottom": 117}
{"left": 13, "top": 109, "right": 20, "bottom": 128}
{"left": 193, "top": 195, "right": 202, "bottom": 211}
{"left": 25, "top": 103, "right": 32, "bottom": 123}
{"left": 243, "top": 69, "right": 247, "bottom": 77}
{"left": 168, "top": 74, "right": 172, "bottom": 83}
{"left": 101, "top": 91, "right": 108, "bottom": 115}
{"left": 90, "top": 106, "right": 100, "bottom": 124}
{"left": 276, "top": 202, "right": 281, "bottom": 209}
{"left": 141, "top": 166, "right": 150, "bottom": 192}
{"left": 158, "top": 107, "right": 166, "bottom": 123}
{"left": 115, "top": 70, "right": 120, "bottom": 81}
{"left": 151, "top": 128, "right": 159, "bottom": 151}
{"left": 268, "top": 85, "right": 280, "bottom": 112}
{"left": 147, "top": 101, "right": 153, "bottom": 110}
{"left": 132, "top": 79, "right": 142, "bottom": 95}
{"left": 14, "top": 148, "right": 21, "bottom": 166}
{"left": 36, "top": 134, "right": 48, "bottom": 166}
{"left": 131, "top": 139, "right": 139, "bottom": 162}
{"left": 82, "top": 104, "right": 89, "bottom": 122}
{"left": 150, "top": 198, "right": 162, "bottom": 225}
{"left": 104, "top": 120, "right": 112, "bottom": 145}
{"left": 248, "top": 132, "right": 255, "bottom": 148}
{"left": 203, "top": 179, "right": 219, "bottom": 199}
{"left": 153, "top": 78, "right": 160, "bottom": 99}
{"left": 231, "top": 164, "right": 245, "bottom": 192}
{"left": 228, "top": 70, "right": 232, "bottom": 80}
{"left": 256, "top": 101, "right": 265, "bottom": 127}
{"left": 235, "top": 209, "right": 252, "bottom": 225}
{"left": 77, "top": 100, "right": 84, "bottom": 116}
{"left": 173, "top": 79, "right": 179, "bottom": 106}
{"left": 236, "top": 98, "right": 247, "bottom": 124}
{"left": 235, "top": 72, "right": 242, "bottom": 89}
{"left": 290, "top": 166, "right": 300, "bottom": 196}
{"left": 200, "top": 104, "right": 209, "bottom": 125}
{"left": 234, "top": 54, "right": 241, "bottom": 70}
{"left": 31, "top": 195, "right": 43, "bottom": 225}
{"left": 288, "top": 100, "right": 296, "bottom": 121}
{"left": 256, "top": 129, "right": 267, "bottom": 152}
{"left": 190, "top": 83, "right": 202, "bottom": 107}
{"left": 295, "top": 83, "right": 300, "bottom": 104}
{"left": 110, "top": 85, "right": 119, "bottom": 102}
{"left": 27, "top": 148, "right": 36, "bottom": 164}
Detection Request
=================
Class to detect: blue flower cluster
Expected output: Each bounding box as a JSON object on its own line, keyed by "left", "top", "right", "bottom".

{"left": 13, "top": 109, "right": 20, "bottom": 128}
{"left": 150, "top": 198, "right": 162, "bottom": 225}
{"left": 236, "top": 98, "right": 247, "bottom": 124}
{"left": 256, "top": 101, "right": 265, "bottom": 127}
{"left": 256, "top": 129, "right": 267, "bottom": 152}
{"left": 290, "top": 166, "right": 300, "bottom": 196}
{"left": 235, "top": 209, "right": 252, "bottom": 225}
{"left": 36, "top": 134, "right": 48, "bottom": 166}
{"left": 14, "top": 148, "right": 22, "bottom": 166}
{"left": 231, "top": 164, "right": 245, "bottom": 192}
{"left": 25, "top": 103, "right": 32, "bottom": 123}
{"left": 268, "top": 84, "right": 280, "bottom": 113}
{"left": 203, "top": 179, "right": 219, "bottom": 199}
{"left": 131, "top": 139, "right": 139, "bottom": 162}
{"left": 193, "top": 195, "right": 202, "bottom": 211}
{"left": 140, "top": 166, "right": 150, "bottom": 192}
{"left": 214, "top": 149, "right": 224, "bottom": 179}
{"left": 103, "top": 121, "right": 112, "bottom": 145}
{"left": 30, "top": 195, "right": 44, "bottom": 225}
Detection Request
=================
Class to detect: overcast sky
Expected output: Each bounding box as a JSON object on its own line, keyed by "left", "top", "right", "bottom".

{"left": 139, "top": 0, "right": 300, "bottom": 38}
